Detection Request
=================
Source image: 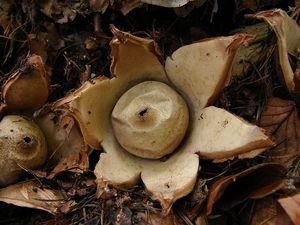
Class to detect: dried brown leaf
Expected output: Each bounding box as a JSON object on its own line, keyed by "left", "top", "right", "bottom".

{"left": 250, "top": 197, "right": 293, "bottom": 225}
{"left": 278, "top": 192, "right": 300, "bottom": 225}
{"left": 0, "top": 181, "right": 73, "bottom": 214}
{"left": 259, "top": 97, "right": 300, "bottom": 167}
{"left": 47, "top": 150, "right": 89, "bottom": 179}
{"left": 206, "top": 163, "right": 286, "bottom": 215}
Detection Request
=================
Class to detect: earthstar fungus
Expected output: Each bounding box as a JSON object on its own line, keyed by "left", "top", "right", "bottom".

{"left": 0, "top": 115, "right": 48, "bottom": 186}
{"left": 54, "top": 26, "right": 274, "bottom": 214}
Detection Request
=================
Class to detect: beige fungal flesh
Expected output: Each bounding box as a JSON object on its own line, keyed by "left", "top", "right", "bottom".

{"left": 112, "top": 81, "right": 189, "bottom": 159}
{"left": 0, "top": 115, "right": 48, "bottom": 186}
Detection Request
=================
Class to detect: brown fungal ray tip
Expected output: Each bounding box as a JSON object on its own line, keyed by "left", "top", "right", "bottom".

{"left": 2, "top": 54, "right": 50, "bottom": 111}
{"left": 251, "top": 9, "right": 300, "bottom": 97}
{"left": 109, "top": 25, "right": 162, "bottom": 75}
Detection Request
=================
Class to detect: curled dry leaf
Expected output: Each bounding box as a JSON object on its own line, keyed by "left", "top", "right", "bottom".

{"left": 54, "top": 26, "right": 272, "bottom": 214}
{"left": 0, "top": 115, "right": 48, "bottom": 186}
{"left": 206, "top": 163, "right": 286, "bottom": 215}
{"left": 250, "top": 197, "right": 293, "bottom": 225}
{"left": 251, "top": 9, "right": 300, "bottom": 98}
{"left": 259, "top": 97, "right": 300, "bottom": 168}
{"left": 35, "top": 110, "right": 85, "bottom": 162}
{"left": 2, "top": 54, "right": 50, "bottom": 111}
{"left": 0, "top": 181, "right": 71, "bottom": 214}
{"left": 278, "top": 192, "right": 300, "bottom": 225}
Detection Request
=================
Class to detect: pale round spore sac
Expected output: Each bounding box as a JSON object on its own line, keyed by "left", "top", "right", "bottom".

{"left": 111, "top": 81, "right": 189, "bottom": 159}
{"left": 0, "top": 115, "right": 48, "bottom": 186}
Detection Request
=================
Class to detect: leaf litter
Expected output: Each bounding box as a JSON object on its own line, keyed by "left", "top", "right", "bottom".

{"left": 259, "top": 97, "right": 300, "bottom": 168}
{"left": 0, "top": 1, "right": 300, "bottom": 225}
